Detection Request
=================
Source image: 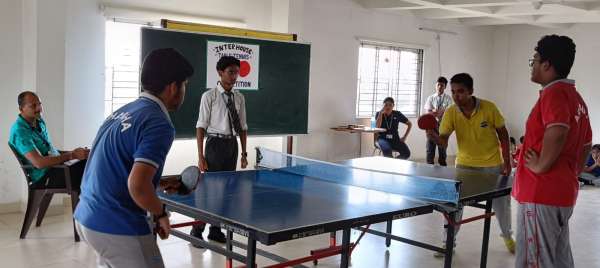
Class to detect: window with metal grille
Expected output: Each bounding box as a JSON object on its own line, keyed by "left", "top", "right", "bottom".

{"left": 104, "top": 21, "right": 145, "bottom": 118}
{"left": 356, "top": 42, "right": 424, "bottom": 118}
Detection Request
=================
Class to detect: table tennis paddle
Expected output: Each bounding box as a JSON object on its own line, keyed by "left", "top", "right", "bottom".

{"left": 179, "top": 166, "right": 201, "bottom": 194}
{"left": 160, "top": 166, "right": 200, "bottom": 195}
{"left": 418, "top": 113, "right": 438, "bottom": 130}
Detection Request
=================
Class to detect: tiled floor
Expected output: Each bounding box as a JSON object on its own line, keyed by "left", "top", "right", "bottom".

{"left": 1, "top": 186, "right": 600, "bottom": 268}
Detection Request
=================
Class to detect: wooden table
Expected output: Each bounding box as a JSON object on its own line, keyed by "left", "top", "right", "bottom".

{"left": 330, "top": 126, "right": 386, "bottom": 156}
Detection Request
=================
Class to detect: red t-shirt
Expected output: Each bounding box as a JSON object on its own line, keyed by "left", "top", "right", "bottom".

{"left": 513, "top": 79, "right": 593, "bottom": 207}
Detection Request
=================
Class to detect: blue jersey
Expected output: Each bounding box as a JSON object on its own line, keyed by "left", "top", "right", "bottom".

{"left": 586, "top": 155, "right": 600, "bottom": 177}
{"left": 74, "top": 92, "right": 175, "bottom": 235}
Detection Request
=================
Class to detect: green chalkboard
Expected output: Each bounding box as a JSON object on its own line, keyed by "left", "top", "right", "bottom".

{"left": 141, "top": 27, "right": 310, "bottom": 138}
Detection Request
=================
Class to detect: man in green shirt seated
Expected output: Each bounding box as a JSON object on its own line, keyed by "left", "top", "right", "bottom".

{"left": 9, "top": 91, "right": 88, "bottom": 189}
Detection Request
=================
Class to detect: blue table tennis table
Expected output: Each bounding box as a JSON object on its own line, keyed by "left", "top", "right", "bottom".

{"left": 159, "top": 147, "right": 511, "bottom": 268}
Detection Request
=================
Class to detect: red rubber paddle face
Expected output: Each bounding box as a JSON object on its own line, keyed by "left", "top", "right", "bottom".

{"left": 418, "top": 113, "right": 438, "bottom": 130}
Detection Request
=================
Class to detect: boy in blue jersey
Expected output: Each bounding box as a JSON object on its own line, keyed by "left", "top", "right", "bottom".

{"left": 580, "top": 144, "right": 600, "bottom": 185}
{"left": 74, "top": 48, "right": 193, "bottom": 268}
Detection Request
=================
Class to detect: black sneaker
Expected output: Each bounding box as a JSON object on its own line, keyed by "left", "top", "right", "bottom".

{"left": 190, "top": 225, "right": 205, "bottom": 248}
{"left": 207, "top": 228, "right": 227, "bottom": 243}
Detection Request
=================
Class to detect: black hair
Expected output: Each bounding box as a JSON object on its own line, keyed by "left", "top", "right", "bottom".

{"left": 450, "top": 73, "right": 474, "bottom": 93}
{"left": 535, "top": 35, "right": 576, "bottom": 79}
{"left": 216, "top": 56, "right": 241, "bottom": 71}
{"left": 437, "top": 76, "right": 448, "bottom": 85}
{"left": 592, "top": 144, "right": 600, "bottom": 151}
{"left": 520, "top": 136, "right": 525, "bottom": 144}
{"left": 140, "top": 48, "right": 194, "bottom": 95}
{"left": 510, "top": 137, "right": 516, "bottom": 145}
{"left": 18, "top": 91, "right": 38, "bottom": 108}
{"left": 383, "top": 97, "right": 395, "bottom": 104}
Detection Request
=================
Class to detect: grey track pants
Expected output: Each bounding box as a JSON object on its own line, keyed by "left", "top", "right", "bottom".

{"left": 515, "top": 203, "right": 574, "bottom": 268}
{"left": 76, "top": 221, "right": 165, "bottom": 268}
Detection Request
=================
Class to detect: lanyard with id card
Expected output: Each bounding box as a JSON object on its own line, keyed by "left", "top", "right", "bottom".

{"left": 384, "top": 114, "right": 395, "bottom": 139}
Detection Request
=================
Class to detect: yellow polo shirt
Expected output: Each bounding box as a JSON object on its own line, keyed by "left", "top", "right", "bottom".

{"left": 439, "top": 97, "right": 504, "bottom": 167}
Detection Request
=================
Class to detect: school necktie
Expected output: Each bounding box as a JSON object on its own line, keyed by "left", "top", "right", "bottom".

{"left": 224, "top": 91, "right": 242, "bottom": 135}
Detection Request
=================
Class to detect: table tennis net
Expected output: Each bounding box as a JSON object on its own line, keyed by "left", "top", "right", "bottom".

{"left": 255, "top": 147, "right": 460, "bottom": 204}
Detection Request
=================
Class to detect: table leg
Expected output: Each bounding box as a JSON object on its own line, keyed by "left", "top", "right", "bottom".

{"left": 226, "top": 230, "right": 234, "bottom": 268}
{"left": 340, "top": 228, "right": 351, "bottom": 268}
{"left": 444, "top": 211, "right": 456, "bottom": 268}
{"left": 385, "top": 220, "right": 392, "bottom": 247}
{"left": 480, "top": 200, "right": 493, "bottom": 268}
{"left": 246, "top": 235, "right": 257, "bottom": 268}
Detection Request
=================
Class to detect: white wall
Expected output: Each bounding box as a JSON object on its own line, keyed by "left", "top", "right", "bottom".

{"left": 0, "top": 0, "right": 24, "bottom": 206}
{"left": 288, "top": 0, "right": 495, "bottom": 161}
{"left": 64, "top": 0, "right": 106, "bottom": 149}
{"left": 0, "top": 0, "right": 106, "bottom": 209}
{"left": 490, "top": 25, "right": 600, "bottom": 143}
{"left": 22, "top": 0, "right": 37, "bottom": 91}
{"left": 271, "top": 0, "right": 290, "bottom": 33}
{"left": 35, "top": 0, "right": 67, "bottom": 150}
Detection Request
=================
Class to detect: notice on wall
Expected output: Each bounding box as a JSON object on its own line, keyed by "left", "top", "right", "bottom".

{"left": 207, "top": 41, "right": 260, "bottom": 90}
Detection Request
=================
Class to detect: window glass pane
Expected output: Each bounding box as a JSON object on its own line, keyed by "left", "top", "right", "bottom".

{"left": 356, "top": 43, "right": 423, "bottom": 118}
{"left": 105, "top": 21, "right": 143, "bottom": 117}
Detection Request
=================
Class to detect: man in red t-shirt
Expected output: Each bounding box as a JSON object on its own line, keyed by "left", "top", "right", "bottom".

{"left": 513, "top": 35, "right": 592, "bottom": 268}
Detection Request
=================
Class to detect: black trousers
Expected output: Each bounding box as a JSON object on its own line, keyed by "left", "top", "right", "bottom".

{"left": 194, "top": 136, "right": 238, "bottom": 233}
{"left": 426, "top": 127, "right": 447, "bottom": 166}
{"left": 205, "top": 136, "right": 238, "bottom": 172}
{"left": 31, "top": 159, "right": 86, "bottom": 191}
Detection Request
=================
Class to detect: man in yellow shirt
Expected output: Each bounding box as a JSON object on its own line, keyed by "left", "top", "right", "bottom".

{"left": 428, "top": 73, "right": 515, "bottom": 255}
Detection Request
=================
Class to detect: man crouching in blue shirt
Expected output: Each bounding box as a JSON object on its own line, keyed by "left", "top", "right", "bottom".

{"left": 74, "top": 48, "right": 193, "bottom": 268}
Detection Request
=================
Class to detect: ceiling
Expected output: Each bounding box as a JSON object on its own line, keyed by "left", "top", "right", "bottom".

{"left": 356, "top": 0, "right": 600, "bottom": 28}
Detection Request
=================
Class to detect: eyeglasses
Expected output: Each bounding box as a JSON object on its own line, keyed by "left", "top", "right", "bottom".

{"left": 528, "top": 58, "right": 540, "bottom": 67}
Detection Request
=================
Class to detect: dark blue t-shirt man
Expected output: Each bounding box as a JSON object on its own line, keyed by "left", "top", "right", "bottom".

{"left": 586, "top": 156, "right": 600, "bottom": 177}
{"left": 375, "top": 97, "right": 412, "bottom": 159}
{"left": 74, "top": 48, "right": 194, "bottom": 268}
{"left": 74, "top": 92, "right": 175, "bottom": 235}
{"left": 583, "top": 144, "right": 600, "bottom": 177}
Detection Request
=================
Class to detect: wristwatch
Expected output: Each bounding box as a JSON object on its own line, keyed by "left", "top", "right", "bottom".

{"left": 241, "top": 152, "right": 248, "bottom": 158}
